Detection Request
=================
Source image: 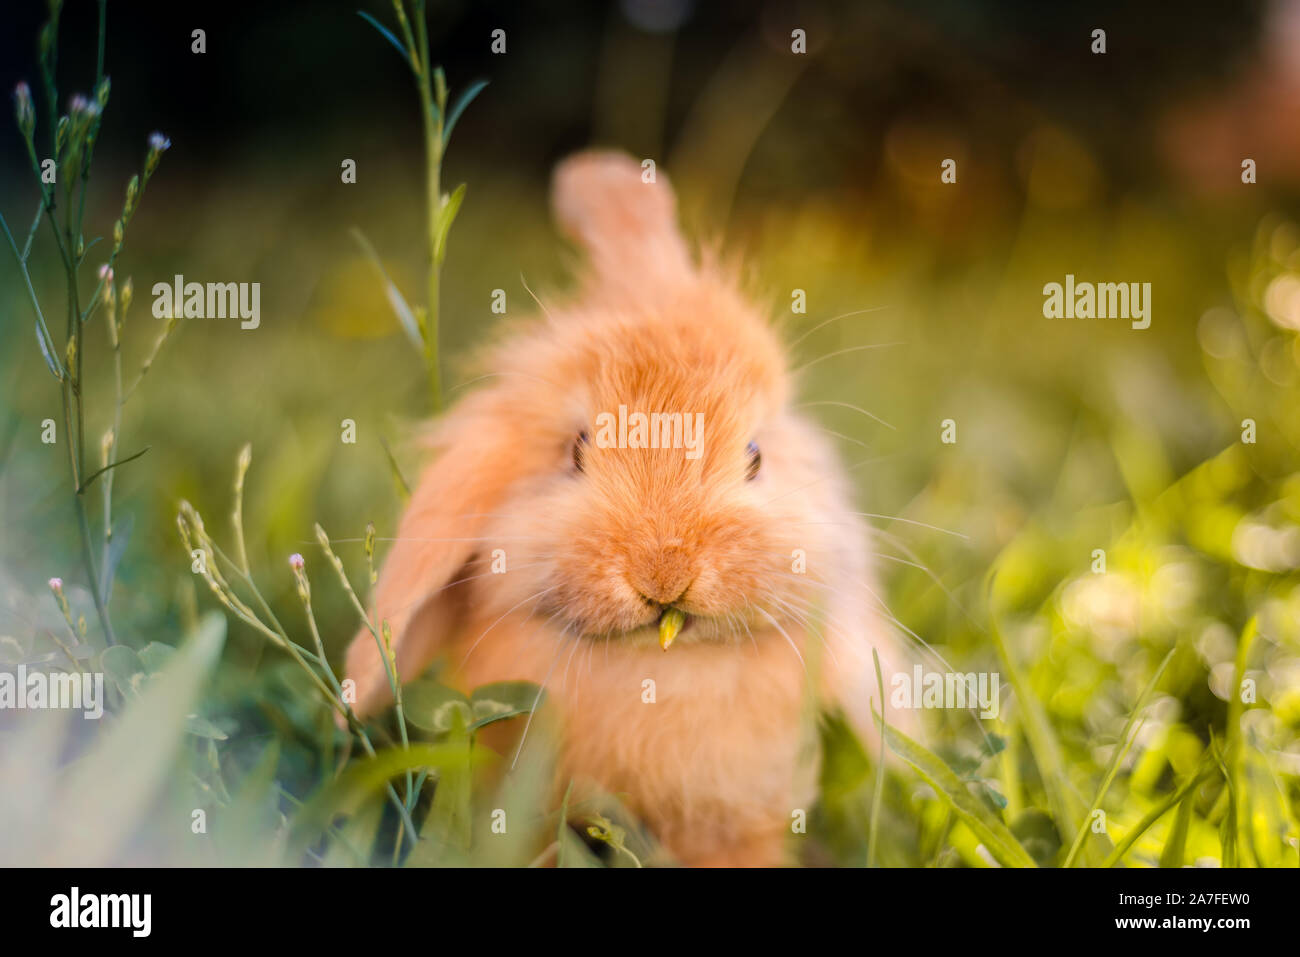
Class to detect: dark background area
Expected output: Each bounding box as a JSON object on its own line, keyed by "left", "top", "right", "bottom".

{"left": 0, "top": 0, "right": 1276, "bottom": 219}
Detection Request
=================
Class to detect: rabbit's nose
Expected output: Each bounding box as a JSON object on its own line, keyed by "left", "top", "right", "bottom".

{"left": 631, "top": 541, "right": 694, "bottom": 606}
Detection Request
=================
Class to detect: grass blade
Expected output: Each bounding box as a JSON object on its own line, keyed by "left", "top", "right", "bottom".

{"left": 1222, "top": 616, "right": 1257, "bottom": 865}
{"left": 356, "top": 10, "right": 413, "bottom": 69}
{"left": 433, "top": 183, "right": 466, "bottom": 266}
{"left": 351, "top": 226, "right": 423, "bottom": 351}
{"left": 77, "top": 444, "right": 150, "bottom": 493}
{"left": 35, "top": 320, "right": 63, "bottom": 379}
{"left": 46, "top": 612, "right": 226, "bottom": 865}
{"left": 1062, "top": 647, "right": 1175, "bottom": 866}
{"left": 879, "top": 715, "right": 1037, "bottom": 868}
{"left": 1158, "top": 784, "right": 1196, "bottom": 868}
{"left": 987, "top": 585, "right": 1087, "bottom": 849}
{"left": 288, "top": 742, "right": 479, "bottom": 856}
{"left": 867, "top": 648, "right": 886, "bottom": 867}
{"left": 378, "top": 433, "right": 412, "bottom": 504}
{"left": 1104, "top": 761, "right": 1216, "bottom": 867}
{"left": 99, "top": 511, "right": 134, "bottom": 607}
{"left": 442, "top": 79, "right": 488, "bottom": 147}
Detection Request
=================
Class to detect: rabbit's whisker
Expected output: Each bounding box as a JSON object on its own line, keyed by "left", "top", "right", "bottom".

{"left": 460, "top": 585, "right": 559, "bottom": 668}
{"left": 786, "top": 305, "right": 894, "bottom": 349}
{"left": 511, "top": 628, "right": 574, "bottom": 771}
{"left": 808, "top": 425, "right": 874, "bottom": 451}
{"left": 852, "top": 576, "right": 961, "bottom": 677}
{"left": 519, "top": 271, "right": 556, "bottom": 321}
{"left": 765, "top": 592, "right": 842, "bottom": 671}
{"left": 846, "top": 511, "right": 970, "bottom": 540}
{"left": 758, "top": 451, "right": 900, "bottom": 507}
{"left": 753, "top": 606, "right": 807, "bottom": 676}
{"left": 871, "top": 529, "right": 979, "bottom": 625}
{"left": 559, "top": 629, "right": 583, "bottom": 693}
{"left": 378, "top": 559, "right": 552, "bottom": 622}
{"left": 377, "top": 535, "right": 547, "bottom": 543}
{"left": 449, "top": 368, "right": 568, "bottom": 395}
{"left": 791, "top": 341, "right": 904, "bottom": 376}
{"left": 796, "top": 399, "right": 896, "bottom": 432}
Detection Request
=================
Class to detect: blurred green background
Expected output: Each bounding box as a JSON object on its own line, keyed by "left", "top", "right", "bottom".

{"left": 1, "top": 0, "right": 1298, "bottom": 867}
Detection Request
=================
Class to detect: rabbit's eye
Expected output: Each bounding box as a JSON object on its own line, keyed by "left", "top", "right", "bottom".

{"left": 745, "top": 441, "right": 761, "bottom": 480}
{"left": 572, "top": 431, "right": 590, "bottom": 473}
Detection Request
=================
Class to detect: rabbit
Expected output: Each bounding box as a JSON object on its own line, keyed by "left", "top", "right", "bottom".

{"left": 343, "top": 150, "right": 907, "bottom": 866}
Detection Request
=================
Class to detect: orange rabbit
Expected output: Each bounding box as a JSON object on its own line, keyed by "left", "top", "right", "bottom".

{"left": 344, "top": 150, "right": 905, "bottom": 866}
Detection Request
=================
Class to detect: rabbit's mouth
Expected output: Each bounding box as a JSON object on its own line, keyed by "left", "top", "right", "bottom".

{"left": 594, "top": 607, "right": 694, "bottom": 649}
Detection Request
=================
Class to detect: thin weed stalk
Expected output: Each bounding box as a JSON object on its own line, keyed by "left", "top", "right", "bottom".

{"left": 356, "top": 0, "right": 486, "bottom": 412}
{"left": 2, "top": 0, "right": 172, "bottom": 649}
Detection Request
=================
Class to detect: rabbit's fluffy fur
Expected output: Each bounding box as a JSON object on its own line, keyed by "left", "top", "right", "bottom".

{"left": 344, "top": 150, "right": 902, "bottom": 866}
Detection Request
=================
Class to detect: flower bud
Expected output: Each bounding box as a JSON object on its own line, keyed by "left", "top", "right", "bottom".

{"left": 289, "top": 553, "right": 310, "bottom": 602}
{"left": 364, "top": 522, "right": 377, "bottom": 584}
{"left": 47, "top": 575, "right": 75, "bottom": 630}
{"left": 145, "top": 131, "right": 170, "bottom": 180}
{"left": 123, "top": 174, "right": 139, "bottom": 219}
{"left": 14, "top": 82, "right": 34, "bottom": 141}
{"left": 99, "top": 264, "right": 114, "bottom": 308}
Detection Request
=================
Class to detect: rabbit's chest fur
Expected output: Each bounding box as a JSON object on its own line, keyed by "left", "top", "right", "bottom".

{"left": 448, "top": 613, "right": 819, "bottom": 864}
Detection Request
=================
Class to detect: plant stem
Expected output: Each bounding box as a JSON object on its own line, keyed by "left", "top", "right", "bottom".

{"left": 315, "top": 526, "right": 416, "bottom": 809}
{"left": 65, "top": 169, "right": 116, "bottom": 645}
{"left": 21, "top": 3, "right": 120, "bottom": 646}
{"left": 413, "top": 2, "right": 444, "bottom": 412}
{"left": 0, "top": 209, "right": 59, "bottom": 365}
{"left": 286, "top": 552, "right": 419, "bottom": 848}
{"left": 102, "top": 297, "right": 123, "bottom": 594}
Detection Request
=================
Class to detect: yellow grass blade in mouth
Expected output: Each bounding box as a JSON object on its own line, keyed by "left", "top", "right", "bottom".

{"left": 658, "top": 607, "right": 686, "bottom": 651}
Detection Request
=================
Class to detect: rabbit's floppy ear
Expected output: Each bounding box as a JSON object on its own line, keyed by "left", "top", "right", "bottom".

{"left": 552, "top": 149, "right": 692, "bottom": 286}
{"left": 342, "top": 401, "right": 519, "bottom": 718}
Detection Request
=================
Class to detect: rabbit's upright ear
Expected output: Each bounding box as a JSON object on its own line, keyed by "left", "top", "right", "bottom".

{"left": 552, "top": 150, "right": 692, "bottom": 287}
{"left": 343, "top": 407, "right": 517, "bottom": 719}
